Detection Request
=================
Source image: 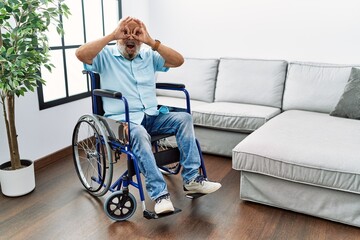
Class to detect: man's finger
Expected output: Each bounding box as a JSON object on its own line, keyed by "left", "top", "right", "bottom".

{"left": 125, "top": 25, "right": 131, "bottom": 35}
{"left": 120, "top": 16, "right": 132, "bottom": 27}
{"left": 133, "top": 26, "right": 141, "bottom": 36}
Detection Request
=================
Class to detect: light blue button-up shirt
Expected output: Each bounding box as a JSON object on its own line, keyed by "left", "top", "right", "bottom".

{"left": 84, "top": 45, "right": 169, "bottom": 124}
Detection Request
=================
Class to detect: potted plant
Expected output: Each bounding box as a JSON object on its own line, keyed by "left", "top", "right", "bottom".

{"left": 0, "top": 0, "right": 70, "bottom": 196}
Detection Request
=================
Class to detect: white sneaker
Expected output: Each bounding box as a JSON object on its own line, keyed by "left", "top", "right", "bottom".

{"left": 154, "top": 194, "right": 175, "bottom": 214}
{"left": 184, "top": 175, "right": 221, "bottom": 194}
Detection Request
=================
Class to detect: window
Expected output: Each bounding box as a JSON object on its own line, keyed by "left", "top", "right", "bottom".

{"left": 37, "top": 0, "right": 122, "bottom": 110}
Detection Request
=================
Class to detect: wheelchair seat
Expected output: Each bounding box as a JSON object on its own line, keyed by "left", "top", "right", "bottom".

{"left": 94, "top": 113, "right": 181, "bottom": 168}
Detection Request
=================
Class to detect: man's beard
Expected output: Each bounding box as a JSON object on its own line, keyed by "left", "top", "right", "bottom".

{"left": 117, "top": 42, "right": 140, "bottom": 60}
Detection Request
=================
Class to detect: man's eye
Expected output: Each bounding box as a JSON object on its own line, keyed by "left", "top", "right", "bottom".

{"left": 135, "top": 31, "right": 140, "bottom": 36}
{"left": 124, "top": 30, "right": 128, "bottom": 35}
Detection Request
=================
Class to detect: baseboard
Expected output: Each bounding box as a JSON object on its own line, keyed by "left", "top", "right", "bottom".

{"left": 34, "top": 146, "right": 72, "bottom": 171}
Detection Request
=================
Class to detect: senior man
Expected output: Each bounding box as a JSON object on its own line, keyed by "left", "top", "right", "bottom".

{"left": 75, "top": 17, "right": 221, "bottom": 215}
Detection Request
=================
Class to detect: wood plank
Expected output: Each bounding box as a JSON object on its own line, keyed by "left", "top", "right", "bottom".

{"left": 1, "top": 150, "right": 360, "bottom": 240}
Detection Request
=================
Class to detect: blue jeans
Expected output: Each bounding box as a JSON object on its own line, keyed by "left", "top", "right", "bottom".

{"left": 130, "top": 112, "right": 200, "bottom": 200}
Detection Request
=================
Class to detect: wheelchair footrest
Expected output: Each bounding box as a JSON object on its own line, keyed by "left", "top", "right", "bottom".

{"left": 185, "top": 193, "right": 206, "bottom": 199}
{"left": 143, "top": 207, "right": 182, "bottom": 220}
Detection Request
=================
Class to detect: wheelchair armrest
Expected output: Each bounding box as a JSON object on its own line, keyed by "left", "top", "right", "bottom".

{"left": 156, "top": 83, "right": 191, "bottom": 114}
{"left": 156, "top": 83, "right": 185, "bottom": 90}
{"left": 93, "top": 89, "right": 131, "bottom": 143}
{"left": 93, "top": 89, "right": 122, "bottom": 99}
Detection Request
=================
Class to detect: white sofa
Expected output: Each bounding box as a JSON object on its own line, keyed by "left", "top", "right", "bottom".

{"left": 156, "top": 58, "right": 360, "bottom": 227}
{"left": 157, "top": 58, "right": 287, "bottom": 156}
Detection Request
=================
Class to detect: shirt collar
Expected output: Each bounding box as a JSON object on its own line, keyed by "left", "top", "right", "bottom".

{"left": 111, "top": 45, "right": 144, "bottom": 60}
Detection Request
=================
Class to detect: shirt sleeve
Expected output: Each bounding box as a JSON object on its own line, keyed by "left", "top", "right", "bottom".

{"left": 83, "top": 62, "right": 95, "bottom": 72}
{"left": 152, "top": 51, "right": 169, "bottom": 72}
{"left": 83, "top": 47, "right": 111, "bottom": 73}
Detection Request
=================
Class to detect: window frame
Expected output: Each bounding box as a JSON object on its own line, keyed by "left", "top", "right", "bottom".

{"left": 37, "top": 0, "right": 122, "bottom": 110}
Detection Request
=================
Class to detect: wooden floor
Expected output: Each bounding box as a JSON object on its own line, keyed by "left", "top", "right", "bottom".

{"left": 1, "top": 153, "right": 360, "bottom": 240}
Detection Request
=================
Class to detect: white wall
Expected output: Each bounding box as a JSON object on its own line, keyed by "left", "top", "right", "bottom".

{"left": 1, "top": 0, "right": 360, "bottom": 164}
{"left": 149, "top": 0, "right": 360, "bottom": 64}
{"left": 0, "top": 114, "right": 7, "bottom": 163}
{"left": 0, "top": 92, "right": 91, "bottom": 164}
{"left": 122, "top": 0, "right": 149, "bottom": 26}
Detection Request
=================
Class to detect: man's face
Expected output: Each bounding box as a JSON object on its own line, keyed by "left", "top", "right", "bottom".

{"left": 117, "top": 20, "right": 141, "bottom": 60}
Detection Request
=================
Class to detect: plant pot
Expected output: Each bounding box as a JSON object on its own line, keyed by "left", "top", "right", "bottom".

{"left": 0, "top": 159, "right": 36, "bottom": 197}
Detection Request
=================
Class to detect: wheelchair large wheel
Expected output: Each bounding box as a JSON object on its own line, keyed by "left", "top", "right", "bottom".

{"left": 72, "top": 114, "right": 113, "bottom": 197}
{"left": 104, "top": 191, "right": 137, "bottom": 221}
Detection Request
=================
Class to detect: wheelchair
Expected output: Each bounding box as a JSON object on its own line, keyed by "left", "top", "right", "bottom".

{"left": 72, "top": 71, "right": 208, "bottom": 221}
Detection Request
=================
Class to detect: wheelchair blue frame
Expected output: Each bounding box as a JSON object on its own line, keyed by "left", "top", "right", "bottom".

{"left": 73, "top": 71, "right": 207, "bottom": 221}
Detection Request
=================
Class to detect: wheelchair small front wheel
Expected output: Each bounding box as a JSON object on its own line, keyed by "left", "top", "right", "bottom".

{"left": 104, "top": 191, "right": 137, "bottom": 221}
{"left": 72, "top": 114, "right": 113, "bottom": 197}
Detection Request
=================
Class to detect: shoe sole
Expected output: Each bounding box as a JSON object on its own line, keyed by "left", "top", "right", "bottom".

{"left": 155, "top": 208, "right": 175, "bottom": 215}
{"left": 184, "top": 184, "right": 221, "bottom": 195}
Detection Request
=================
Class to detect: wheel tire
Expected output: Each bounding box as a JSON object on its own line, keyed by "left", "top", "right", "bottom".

{"left": 104, "top": 191, "right": 137, "bottom": 221}
{"left": 72, "top": 114, "right": 113, "bottom": 196}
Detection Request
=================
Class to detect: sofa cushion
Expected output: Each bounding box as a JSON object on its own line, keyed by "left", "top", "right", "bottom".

{"left": 192, "top": 102, "right": 281, "bottom": 133}
{"left": 330, "top": 67, "right": 360, "bottom": 119}
{"left": 157, "top": 96, "right": 207, "bottom": 109}
{"left": 156, "top": 58, "right": 219, "bottom": 102}
{"left": 283, "top": 62, "right": 359, "bottom": 113}
{"left": 214, "top": 58, "right": 287, "bottom": 108}
{"left": 232, "top": 110, "right": 360, "bottom": 194}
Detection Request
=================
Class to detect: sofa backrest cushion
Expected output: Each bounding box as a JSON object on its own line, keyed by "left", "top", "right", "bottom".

{"left": 214, "top": 58, "right": 288, "bottom": 108}
{"left": 156, "top": 58, "right": 219, "bottom": 102}
{"left": 282, "top": 62, "right": 357, "bottom": 113}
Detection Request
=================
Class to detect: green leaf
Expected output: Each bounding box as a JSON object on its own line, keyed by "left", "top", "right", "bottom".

{"left": 0, "top": 0, "right": 71, "bottom": 97}
{"left": 4, "top": 6, "right": 13, "bottom": 13}
{"left": 22, "top": 3, "right": 28, "bottom": 10}
{"left": 6, "top": 47, "right": 14, "bottom": 56}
